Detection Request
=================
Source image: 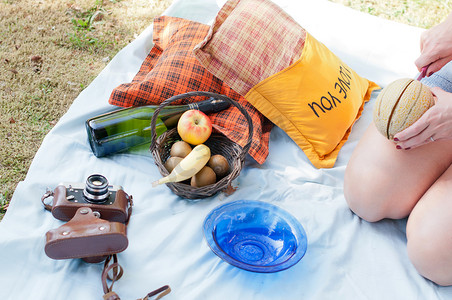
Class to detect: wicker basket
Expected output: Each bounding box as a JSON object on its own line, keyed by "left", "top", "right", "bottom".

{"left": 150, "top": 91, "right": 253, "bottom": 199}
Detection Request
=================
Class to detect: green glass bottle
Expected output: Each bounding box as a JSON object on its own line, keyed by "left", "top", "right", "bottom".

{"left": 86, "top": 97, "right": 230, "bottom": 157}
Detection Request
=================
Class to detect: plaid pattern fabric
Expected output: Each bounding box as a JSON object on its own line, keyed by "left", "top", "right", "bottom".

{"left": 109, "top": 16, "right": 272, "bottom": 164}
{"left": 193, "top": 0, "right": 306, "bottom": 96}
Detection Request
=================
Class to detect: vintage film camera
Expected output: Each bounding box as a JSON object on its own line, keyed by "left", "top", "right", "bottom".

{"left": 43, "top": 174, "right": 132, "bottom": 223}
{"left": 42, "top": 174, "right": 133, "bottom": 262}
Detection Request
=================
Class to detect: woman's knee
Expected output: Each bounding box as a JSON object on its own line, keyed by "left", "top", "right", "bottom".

{"left": 407, "top": 222, "right": 452, "bottom": 286}
{"left": 407, "top": 187, "right": 452, "bottom": 286}
{"left": 344, "top": 164, "right": 392, "bottom": 222}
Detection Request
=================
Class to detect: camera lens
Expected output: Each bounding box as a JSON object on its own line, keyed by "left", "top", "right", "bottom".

{"left": 83, "top": 174, "right": 110, "bottom": 203}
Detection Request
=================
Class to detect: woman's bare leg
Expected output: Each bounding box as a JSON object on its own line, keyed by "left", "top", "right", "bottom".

{"left": 407, "top": 165, "right": 452, "bottom": 286}
{"left": 344, "top": 122, "right": 452, "bottom": 222}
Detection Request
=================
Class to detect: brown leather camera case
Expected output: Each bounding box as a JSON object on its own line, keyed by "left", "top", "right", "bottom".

{"left": 45, "top": 207, "right": 128, "bottom": 260}
{"left": 50, "top": 185, "right": 131, "bottom": 223}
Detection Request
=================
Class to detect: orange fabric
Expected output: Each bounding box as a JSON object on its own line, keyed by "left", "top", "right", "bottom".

{"left": 245, "top": 33, "right": 380, "bottom": 168}
{"left": 109, "top": 16, "right": 272, "bottom": 164}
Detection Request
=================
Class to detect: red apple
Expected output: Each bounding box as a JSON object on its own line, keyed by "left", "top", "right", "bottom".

{"left": 177, "top": 109, "right": 212, "bottom": 145}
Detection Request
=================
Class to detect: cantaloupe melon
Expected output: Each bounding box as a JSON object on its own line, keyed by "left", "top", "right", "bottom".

{"left": 373, "top": 78, "right": 434, "bottom": 140}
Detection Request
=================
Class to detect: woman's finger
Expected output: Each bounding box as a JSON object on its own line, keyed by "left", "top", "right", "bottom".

{"left": 394, "top": 111, "right": 430, "bottom": 142}
{"left": 426, "top": 56, "right": 452, "bottom": 76}
{"left": 395, "top": 131, "right": 431, "bottom": 149}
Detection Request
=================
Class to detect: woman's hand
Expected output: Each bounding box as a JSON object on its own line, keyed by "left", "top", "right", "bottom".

{"left": 415, "top": 13, "right": 452, "bottom": 75}
{"left": 394, "top": 88, "right": 452, "bottom": 149}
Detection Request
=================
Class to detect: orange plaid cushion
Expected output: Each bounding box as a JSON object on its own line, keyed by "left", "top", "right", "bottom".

{"left": 109, "top": 16, "right": 272, "bottom": 164}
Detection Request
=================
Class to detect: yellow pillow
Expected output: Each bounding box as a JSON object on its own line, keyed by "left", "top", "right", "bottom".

{"left": 245, "top": 33, "right": 380, "bottom": 168}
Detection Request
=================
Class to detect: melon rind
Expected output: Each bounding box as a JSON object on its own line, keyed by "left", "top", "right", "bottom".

{"left": 373, "top": 78, "right": 434, "bottom": 140}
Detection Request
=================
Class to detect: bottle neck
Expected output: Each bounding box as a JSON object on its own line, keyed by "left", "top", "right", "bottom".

{"left": 160, "top": 98, "right": 231, "bottom": 127}
{"left": 188, "top": 98, "right": 230, "bottom": 114}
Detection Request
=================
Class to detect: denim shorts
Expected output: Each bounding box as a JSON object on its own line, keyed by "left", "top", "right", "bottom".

{"left": 420, "top": 60, "right": 452, "bottom": 93}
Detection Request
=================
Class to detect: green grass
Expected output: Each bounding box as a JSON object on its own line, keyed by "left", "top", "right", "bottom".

{"left": 66, "top": 2, "right": 112, "bottom": 52}
{"left": 0, "top": 192, "right": 10, "bottom": 217}
{"left": 330, "top": 0, "right": 452, "bottom": 29}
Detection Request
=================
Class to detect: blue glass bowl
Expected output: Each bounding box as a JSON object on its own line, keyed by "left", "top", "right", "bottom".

{"left": 203, "top": 200, "right": 307, "bottom": 273}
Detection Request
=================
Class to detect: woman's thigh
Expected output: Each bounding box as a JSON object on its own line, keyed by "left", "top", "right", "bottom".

{"left": 344, "top": 122, "right": 452, "bottom": 222}
{"left": 406, "top": 165, "right": 452, "bottom": 286}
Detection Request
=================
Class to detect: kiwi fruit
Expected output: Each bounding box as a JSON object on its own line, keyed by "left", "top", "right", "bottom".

{"left": 170, "top": 141, "right": 192, "bottom": 158}
{"left": 191, "top": 166, "right": 216, "bottom": 187}
{"left": 208, "top": 154, "right": 230, "bottom": 178}
{"left": 164, "top": 156, "right": 183, "bottom": 173}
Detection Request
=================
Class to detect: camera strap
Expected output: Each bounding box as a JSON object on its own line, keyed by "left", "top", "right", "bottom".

{"left": 124, "top": 194, "right": 133, "bottom": 225}
{"left": 41, "top": 189, "right": 54, "bottom": 211}
{"left": 102, "top": 254, "right": 171, "bottom": 300}
{"left": 102, "top": 254, "right": 123, "bottom": 300}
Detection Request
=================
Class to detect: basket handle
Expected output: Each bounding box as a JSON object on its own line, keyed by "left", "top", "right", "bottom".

{"left": 149, "top": 91, "right": 254, "bottom": 161}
